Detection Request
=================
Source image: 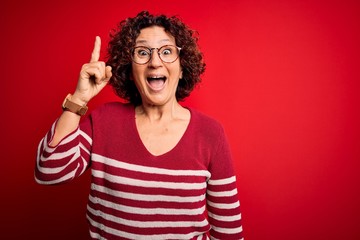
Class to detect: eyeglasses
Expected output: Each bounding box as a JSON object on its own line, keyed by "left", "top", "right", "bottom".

{"left": 131, "top": 45, "right": 181, "bottom": 65}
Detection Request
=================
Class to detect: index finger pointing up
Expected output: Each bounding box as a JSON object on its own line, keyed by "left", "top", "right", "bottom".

{"left": 90, "top": 36, "right": 101, "bottom": 62}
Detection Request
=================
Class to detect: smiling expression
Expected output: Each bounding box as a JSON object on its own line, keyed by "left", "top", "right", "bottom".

{"left": 131, "top": 26, "right": 183, "bottom": 106}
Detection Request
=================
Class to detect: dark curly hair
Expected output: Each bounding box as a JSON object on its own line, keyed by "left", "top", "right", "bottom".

{"left": 106, "top": 11, "right": 206, "bottom": 105}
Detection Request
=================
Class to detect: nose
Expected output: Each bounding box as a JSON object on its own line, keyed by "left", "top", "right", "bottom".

{"left": 148, "top": 50, "right": 163, "bottom": 68}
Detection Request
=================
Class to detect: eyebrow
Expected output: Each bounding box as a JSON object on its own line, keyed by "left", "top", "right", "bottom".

{"left": 135, "top": 39, "right": 172, "bottom": 45}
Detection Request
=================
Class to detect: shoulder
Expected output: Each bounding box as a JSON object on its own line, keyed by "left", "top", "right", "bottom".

{"left": 188, "top": 107, "right": 225, "bottom": 137}
{"left": 90, "top": 102, "right": 134, "bottom": 120}
{"left": 96, "top": 101, "right": 132, "bottom": 110}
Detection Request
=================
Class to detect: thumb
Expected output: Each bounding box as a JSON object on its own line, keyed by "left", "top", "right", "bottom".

{"left": 105, "top": 66, "right": 112, "bottom": 80}
{"left": 94, "top": 77, "right": 109, "bottom": 94}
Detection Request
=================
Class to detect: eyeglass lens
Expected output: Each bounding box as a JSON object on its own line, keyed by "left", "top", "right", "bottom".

{"left": 132, "top": 45, "right": 180, "bottom": 64}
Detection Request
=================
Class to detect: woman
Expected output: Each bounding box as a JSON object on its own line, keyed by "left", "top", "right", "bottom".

{"left": 36, "top": 11, "right": 243, "bottom": 240}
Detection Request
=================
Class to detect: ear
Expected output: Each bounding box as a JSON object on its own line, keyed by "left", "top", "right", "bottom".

{"left": 179, "top": 69, "right": 183, "bottom": 79}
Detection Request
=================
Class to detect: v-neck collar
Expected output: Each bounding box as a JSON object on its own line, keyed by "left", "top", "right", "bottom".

{"left": 131, "top": 106, "right": 193, "bottom": 158}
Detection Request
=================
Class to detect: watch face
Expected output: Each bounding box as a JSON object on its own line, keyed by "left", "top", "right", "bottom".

{"left": 62, "top": 95, "right": 87, "bottom": 115}
{"left": 78, "top": 107, "right": 88, "bottom": 116}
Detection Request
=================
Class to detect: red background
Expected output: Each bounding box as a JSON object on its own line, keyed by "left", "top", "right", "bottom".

{"left": 2, "top": 0, "right": 360, "bottom": 239}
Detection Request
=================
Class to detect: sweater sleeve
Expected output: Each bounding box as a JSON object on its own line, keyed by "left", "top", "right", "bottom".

{"left": 207, "top": 126, "right": 244, "bottom": 240}
{"left": 35, "top": 116, "right": 93, "bottom": 185}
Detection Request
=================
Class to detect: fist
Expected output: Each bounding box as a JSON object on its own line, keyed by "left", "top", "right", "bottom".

{"left": 72, "top": 36, "right": 112, "bottom": 105}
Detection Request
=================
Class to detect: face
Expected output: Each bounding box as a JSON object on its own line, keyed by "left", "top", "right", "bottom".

{"left": 131, "top": 26, "right": 183, "bottom": 106}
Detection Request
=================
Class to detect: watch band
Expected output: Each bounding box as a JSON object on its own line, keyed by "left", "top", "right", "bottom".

{"left": 62, "top": 94, "right": 88, "bottom": 116}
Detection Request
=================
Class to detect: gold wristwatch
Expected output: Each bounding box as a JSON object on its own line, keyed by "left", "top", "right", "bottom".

{"left": 62, "top": 94, "right": 88, "bottom": 116}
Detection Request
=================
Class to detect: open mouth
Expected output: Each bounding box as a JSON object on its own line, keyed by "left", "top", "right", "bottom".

{"left": 146, "top": 75, "right": 167, "bottom": 91}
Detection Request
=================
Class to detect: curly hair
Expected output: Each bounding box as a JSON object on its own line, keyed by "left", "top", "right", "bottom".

{"left": 106, "top": 11, "right": 206, "bottom": 105}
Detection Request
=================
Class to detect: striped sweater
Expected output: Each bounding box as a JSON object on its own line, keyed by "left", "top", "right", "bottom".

{"left": 36, "top": 102, "right": 243, "bottom": 240}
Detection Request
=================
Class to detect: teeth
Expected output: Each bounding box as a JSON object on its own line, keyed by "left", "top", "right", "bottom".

{"left": 147, "top": 75, "right": 166, "bottom": 81}
{"left": 148, "top": 76, "right": 165, "bottom": 79}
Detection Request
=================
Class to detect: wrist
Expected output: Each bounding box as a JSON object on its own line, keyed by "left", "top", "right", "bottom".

{"left": 70, "top": 93, "right": 88, "bottom": 106}
{"left": 62, "top": 94, "right": 88, "bottom": 116}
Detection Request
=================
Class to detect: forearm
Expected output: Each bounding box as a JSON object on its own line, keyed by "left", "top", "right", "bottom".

{"left": 35, "top": 36, "right": 108, "bottom": 184}
{"left": 50, "top": 94, "right": 87, "bottom": 146}
{"left": 35, "top": 117, "right": 92, "bottom": 184}
{"left": 49, "top": 36, "right": 111, "bottom": 146}
{"left": 49, "top": 111, "right": 80, "bottom": 146}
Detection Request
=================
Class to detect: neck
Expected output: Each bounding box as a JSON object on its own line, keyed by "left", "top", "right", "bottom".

{"left": 136, "top": 100, "right": 184, "bottom": 123}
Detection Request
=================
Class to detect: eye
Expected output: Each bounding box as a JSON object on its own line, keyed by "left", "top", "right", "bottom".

{"left": 161, "top": 48, "right": 173, "bottom": 55}
{"left": 135, "top": 48, "right": 150, "bottom": 57}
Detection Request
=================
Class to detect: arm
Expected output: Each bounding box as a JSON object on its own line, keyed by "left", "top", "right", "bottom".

{"left": 207, "top": 128, "right": 244, "bottom": 240}
{"left": 35, "top": 117, "right": 92, "bottom": 184}
{"left": 50, "top": 36, "right": 112, "bottom": 146}
{"left": 35, "top": 36, "right": 112, "bottom": 184}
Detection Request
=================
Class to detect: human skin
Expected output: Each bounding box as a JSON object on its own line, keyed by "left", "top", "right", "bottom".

{"left": 50, "top": 26, "right": 189, "bottom": 154}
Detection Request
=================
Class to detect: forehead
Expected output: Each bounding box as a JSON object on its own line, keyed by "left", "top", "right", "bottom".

{"left": 135, "top": 26, "right": 176, "bottom": 46}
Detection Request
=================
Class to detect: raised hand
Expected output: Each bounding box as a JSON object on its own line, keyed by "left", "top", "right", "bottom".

{"left": 72, "top": 36, "right": 112, "bottom": 105}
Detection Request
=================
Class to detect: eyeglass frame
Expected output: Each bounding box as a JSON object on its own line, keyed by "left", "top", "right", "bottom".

{"left": 131, "top": 45, "right": 182, "bottom": 65}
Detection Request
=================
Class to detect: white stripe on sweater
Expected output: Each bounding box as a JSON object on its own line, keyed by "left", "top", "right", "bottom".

{"left": 89, "top": 195, "right": 206, "bottom": 215}
{"left": 208, "top": 212, "right": 242, "bottom": 222}
{"left": 207, "top": 188, "right": 238, "bottom": 197}
{"left": 91, "top": 183, "right": 206, "bottom": 203}
{"left": 87, "top": 215, "right": 208, "bottom": 240}
{"left": 92, "top": 169, "right": 207, "bottom": 190}
{"left": 87, "top": 205, "right": 208, "bottom": 228}
{"left": 37, "top": 144, "right": 90, "bottom": 174}
{"left": 207, "top": 200, "right": 240, "bottom": 209}
{"left": 211, "top": 225, "right": 243, "bottom": 234}
{"left": 35, "top": 166, "right": 78, "bottom": 184}
{"left": 36, "top": 128, "right": 91, "bottom": 176}
{"left": 92, "top": 153, "right": 211, "bottom": 178}
{"left": 42, "top": 127, "right": 92, "bottom": 154}
{"left": 208, "top": 176, "right": 236, "bottom": 186}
